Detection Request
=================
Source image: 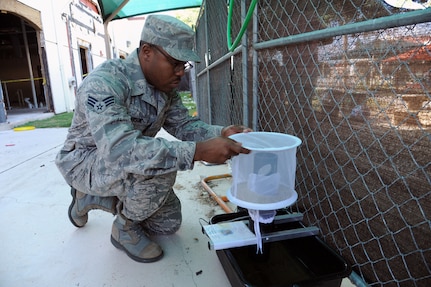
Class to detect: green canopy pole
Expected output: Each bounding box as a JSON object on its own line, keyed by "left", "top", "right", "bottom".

{"left": 104, "top": 0, "right": 130, "bottom": 59}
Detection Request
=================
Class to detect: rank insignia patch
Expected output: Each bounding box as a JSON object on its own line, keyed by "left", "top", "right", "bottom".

{"left": 87, "top": 96, "right": 114, "bottom": 113}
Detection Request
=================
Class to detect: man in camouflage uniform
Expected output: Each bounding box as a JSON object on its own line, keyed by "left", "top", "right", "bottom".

{"left": 56, "top": 14, "right": 250, "bottom": 263}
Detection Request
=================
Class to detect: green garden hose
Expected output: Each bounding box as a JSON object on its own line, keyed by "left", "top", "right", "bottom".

{"left": 227, "top": 0, "right": 258, "bottom": 52}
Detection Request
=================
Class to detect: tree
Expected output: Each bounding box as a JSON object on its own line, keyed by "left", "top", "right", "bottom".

{"left": 170, "top": 8, "right": 200, "bottom": 29}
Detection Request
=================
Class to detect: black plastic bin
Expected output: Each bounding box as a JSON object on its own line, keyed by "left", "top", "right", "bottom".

{"left": 210, "top": 211, "right": 351, "bottom": 287}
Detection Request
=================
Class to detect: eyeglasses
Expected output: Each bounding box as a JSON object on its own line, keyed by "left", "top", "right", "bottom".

{"left": 151, "top": 45, "right": 193, "bottom": 73}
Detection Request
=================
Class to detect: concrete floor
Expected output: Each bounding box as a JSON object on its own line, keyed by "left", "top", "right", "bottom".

{"left": 0, "top": 111, "right": 355, "bottom": 287}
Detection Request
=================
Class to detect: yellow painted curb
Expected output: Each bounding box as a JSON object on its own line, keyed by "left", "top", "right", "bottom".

{"left": 13, "top": 126, "right": 36, "bottom": 132}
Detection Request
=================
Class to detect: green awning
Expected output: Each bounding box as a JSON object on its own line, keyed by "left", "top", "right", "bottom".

{"left": 97, "top": 0, "right": 202, "bottom": 22}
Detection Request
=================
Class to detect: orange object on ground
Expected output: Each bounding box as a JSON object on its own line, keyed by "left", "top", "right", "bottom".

{"left": 200, "top": 174, "right": 233, "bottom": 213}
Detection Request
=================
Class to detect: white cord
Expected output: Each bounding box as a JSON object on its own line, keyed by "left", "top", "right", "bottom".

{"left": 248, "top": 209, "right": 276, "bottom": 253}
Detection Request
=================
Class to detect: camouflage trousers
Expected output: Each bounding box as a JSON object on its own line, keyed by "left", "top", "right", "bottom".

{"left": 65, "top": 155, "right": 182, "bottom": 235}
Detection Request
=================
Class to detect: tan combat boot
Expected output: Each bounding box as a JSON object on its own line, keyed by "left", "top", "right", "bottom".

{"left": 110, "top": 213, "right": 163, "bottom": 263}
{"left": 68, "top": 187, "right": 118, "bottom": 227}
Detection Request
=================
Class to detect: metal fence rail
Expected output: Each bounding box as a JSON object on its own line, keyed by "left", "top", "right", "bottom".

{"left": 195, "top": 1, "right": 431, "bottom": 286}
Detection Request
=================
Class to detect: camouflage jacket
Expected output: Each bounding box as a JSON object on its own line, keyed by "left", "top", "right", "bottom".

{"left": 56, "top": 49, "right": 222, "bottom": 178}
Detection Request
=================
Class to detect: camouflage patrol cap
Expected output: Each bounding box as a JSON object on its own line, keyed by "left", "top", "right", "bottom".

{"left": 141, "top": 14, "right": 201, "bottom": 63}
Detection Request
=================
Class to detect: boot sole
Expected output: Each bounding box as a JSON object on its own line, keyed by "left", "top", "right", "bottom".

{"left": 68, "top": 188, "right": 86, "bottom": 228}
{"left": 110, "top": 236, "right": 164, "bottom": 263}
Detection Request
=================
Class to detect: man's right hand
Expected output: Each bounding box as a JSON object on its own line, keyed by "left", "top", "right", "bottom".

{"left": 193, "top": 137, "right": 250, "bottom": 164}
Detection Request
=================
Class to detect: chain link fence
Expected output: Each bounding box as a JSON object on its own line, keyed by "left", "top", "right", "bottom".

{"left": 195, "top": 1, "right": 431, "bottom": 286}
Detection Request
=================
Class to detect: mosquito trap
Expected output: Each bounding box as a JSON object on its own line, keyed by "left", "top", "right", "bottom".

{"left": 202, "top": 132, "right": 351, "bottom": 287}
{"left": 227, "top": 132, "right": 301, "bottom": 210}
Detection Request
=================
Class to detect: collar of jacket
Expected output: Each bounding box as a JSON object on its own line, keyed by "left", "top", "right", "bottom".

{"left": 124, "top": 49, "right": 173, "bottom": 109}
